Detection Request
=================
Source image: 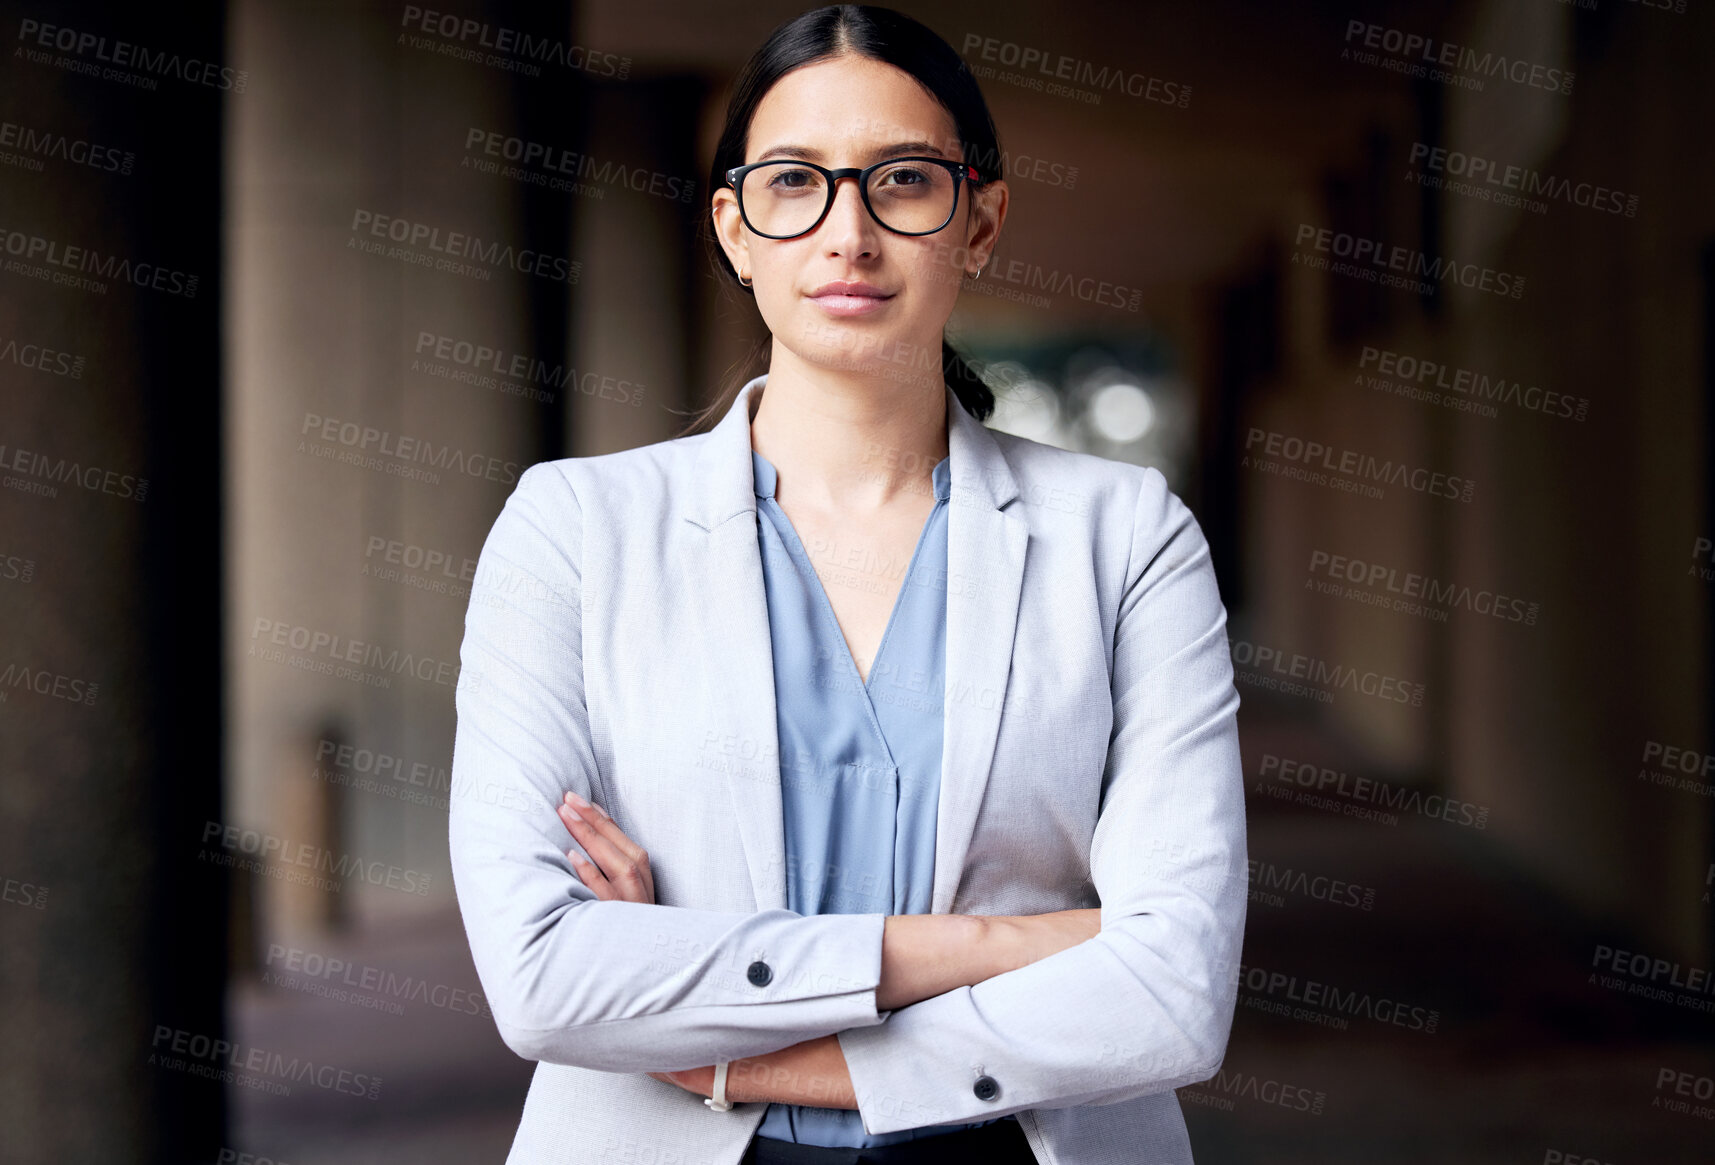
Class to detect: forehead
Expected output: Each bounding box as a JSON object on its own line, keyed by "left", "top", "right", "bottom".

{"left": 747, "top": 55, "right": 960, "bottom": 161}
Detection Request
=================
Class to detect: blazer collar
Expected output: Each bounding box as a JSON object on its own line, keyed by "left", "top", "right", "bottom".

{"left": 685, "top": 373, "right": 1021, "bottom": 530}
{"left": 679, "top": 371, "right": 1029, "bottom": 916}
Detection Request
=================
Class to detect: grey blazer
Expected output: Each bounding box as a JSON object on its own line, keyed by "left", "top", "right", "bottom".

{"left": 448, "top": 374, "right": 1248, "bottom": 1165}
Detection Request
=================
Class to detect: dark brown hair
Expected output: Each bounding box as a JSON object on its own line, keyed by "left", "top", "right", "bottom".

{"left": 677, "top": 4, "right": 1001, "bottom": 437}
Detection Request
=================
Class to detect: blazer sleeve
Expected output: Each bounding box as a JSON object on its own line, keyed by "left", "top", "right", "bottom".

{"left": 836, "top": 466, "right": 1248, "bottom": 1134}
{"left": 449, "top": 462, "right": 891, "bottom": 1073}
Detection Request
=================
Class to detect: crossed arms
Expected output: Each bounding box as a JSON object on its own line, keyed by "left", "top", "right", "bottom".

{"left": 546, "top": 791, "right": 1104, "bottom": 1110}
{"left": 447, "top": 462, "right": 1248, "bottom": 1135}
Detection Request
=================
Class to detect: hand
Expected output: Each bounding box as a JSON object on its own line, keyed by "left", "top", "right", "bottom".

{"left": 555, "top": 793, "right": 691, "bottom": 1092}
{"left": 556, "top": 790, "right": 655, "bottom": 905}
{"left": 647, "top": 1065, "right": 713, "bottom": 1094}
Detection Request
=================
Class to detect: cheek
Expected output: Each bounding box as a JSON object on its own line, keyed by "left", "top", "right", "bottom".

{"left": 907, "top": 241, "right": 968, "bottom": 296}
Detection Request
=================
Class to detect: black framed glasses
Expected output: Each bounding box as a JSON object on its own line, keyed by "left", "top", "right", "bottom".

{"left": 724, "top": 155, "right": 986, "bottom": 240}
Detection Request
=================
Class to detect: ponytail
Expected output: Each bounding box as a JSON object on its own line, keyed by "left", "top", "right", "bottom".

{"left": 941, "top": 337, "right": 995, "bottom": 423}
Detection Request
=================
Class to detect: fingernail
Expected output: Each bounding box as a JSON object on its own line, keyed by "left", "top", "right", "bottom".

{"left": 561, "top": 803, "right": 584, "bottom": 823}
{"left": 567, "top": 791, "right": 589, "bottom": 807}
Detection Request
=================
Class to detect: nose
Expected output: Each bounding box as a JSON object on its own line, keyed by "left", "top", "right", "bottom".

{"left": 819, "top": 172, "right": 880, "bottom": 258}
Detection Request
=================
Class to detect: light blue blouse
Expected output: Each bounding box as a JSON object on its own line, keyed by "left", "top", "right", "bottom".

{"left": 748, "top": 446, "right": 1006, "bottom": 1148}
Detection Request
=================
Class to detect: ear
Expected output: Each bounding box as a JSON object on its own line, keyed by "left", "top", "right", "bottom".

{"left": 711, "top": 188, "right": 752, "bottom": 279}
{"left": 963, "top": 178, "right": 1009, "bottom": 270}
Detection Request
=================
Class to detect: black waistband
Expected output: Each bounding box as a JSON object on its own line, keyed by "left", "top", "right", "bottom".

{"left": 740, "top": 1117, "right": 1031, "bottom": 1165}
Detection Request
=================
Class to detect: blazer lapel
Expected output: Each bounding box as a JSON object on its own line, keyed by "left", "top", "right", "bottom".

{"left": 682, "top": 377, "right": 789, "bottom": 912}
{"left": 934, "top": 389, "right": 1026, "bottom": 915}
{"left": 678, "top": 375, "right": 1028, "bottom": 919}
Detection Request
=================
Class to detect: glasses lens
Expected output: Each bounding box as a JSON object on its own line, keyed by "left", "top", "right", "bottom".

{"left": 865, "top": 159, "right": 957, "bottom": 233}
{"left": 739, "top": 163, "right": 829, "bottom": 238}
{"left": 739, "top": 160, "right": 957, "bottom": 237}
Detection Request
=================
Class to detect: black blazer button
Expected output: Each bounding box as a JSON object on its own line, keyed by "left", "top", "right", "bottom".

{"left": 973, "top": 1074, "right": 999, "bottom": 1101}
{"left": 746, "top": 959, "right": 773, "bottom": 987}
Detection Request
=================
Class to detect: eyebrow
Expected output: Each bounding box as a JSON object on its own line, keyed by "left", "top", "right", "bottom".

{"left": 752, "top": 139, "right": 951, "bottom": 163}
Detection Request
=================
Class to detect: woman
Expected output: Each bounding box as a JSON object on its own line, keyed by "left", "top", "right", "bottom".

{"left": 448, "top": 6, "right": 1248, "bottom": 1165}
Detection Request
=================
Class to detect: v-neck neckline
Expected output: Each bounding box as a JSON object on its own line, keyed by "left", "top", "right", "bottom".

{"left": 752, "top": 449, "right": 948, "bottom": 698}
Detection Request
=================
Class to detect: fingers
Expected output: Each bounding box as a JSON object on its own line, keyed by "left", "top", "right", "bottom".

{"left": 556, "top": 791, "right": 655, "bottom": 903}
{"left": 556, "top": 799, "right": 627, "bottom": 895}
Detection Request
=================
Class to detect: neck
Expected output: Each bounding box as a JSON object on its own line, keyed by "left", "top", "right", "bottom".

{"left": 748, "top": 342, "right": 950, "bottom": 513}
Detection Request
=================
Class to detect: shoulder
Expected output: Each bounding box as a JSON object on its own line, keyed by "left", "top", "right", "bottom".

{"left": 510, "top": 428, "right": 714, "bottom": 509}
{"left": 984, "top": 426, "right": 1186, "bottom": 545}
{"left": 478, "top": 430, "right": 713, "bottom": 578}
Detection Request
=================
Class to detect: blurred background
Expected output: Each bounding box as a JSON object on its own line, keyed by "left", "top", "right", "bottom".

{"left": 2, "top": 0, "right": 1713, "bottom": 1161}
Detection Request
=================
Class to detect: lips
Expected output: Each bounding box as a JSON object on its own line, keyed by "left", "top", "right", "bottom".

{"left": 809, "top": 280, "right": 893, "bottom": 299}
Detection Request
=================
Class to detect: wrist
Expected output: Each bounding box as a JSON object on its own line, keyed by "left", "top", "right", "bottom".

{"left": 724, "top": 1056, "right": 759, "bottom": 1104}
{"left": 725, "top": 1037, "right": 855, "bottom": 1109}
{"left": 703, "top": 1061, "right": 735, "bottom": 1111}
{"left": 974, "top": 913, "right": 1022, "bottom": 978}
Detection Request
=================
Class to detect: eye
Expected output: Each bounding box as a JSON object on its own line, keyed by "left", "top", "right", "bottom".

{"left": 764, "top": 166, "right": 820, "bottom": 191}
{"left": 875, "top": 164, "right": 933, "bottom": 187}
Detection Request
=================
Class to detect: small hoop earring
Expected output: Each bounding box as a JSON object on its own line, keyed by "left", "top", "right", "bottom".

{"left": 738, "top": 270, "right": 753, "bottom": 287}
{"left": 969, "top": 264, "right": 984, "bottom": 281}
